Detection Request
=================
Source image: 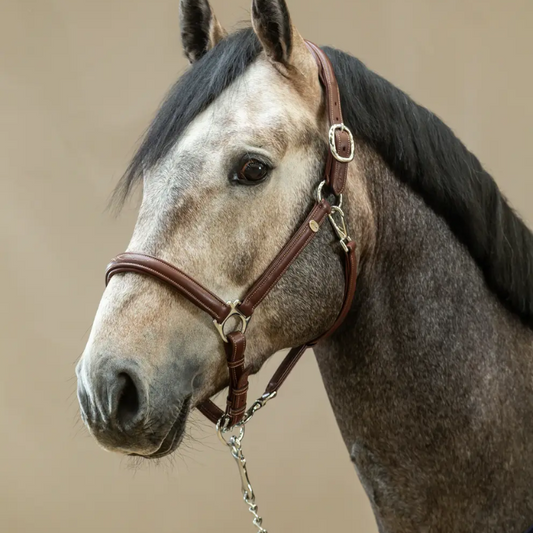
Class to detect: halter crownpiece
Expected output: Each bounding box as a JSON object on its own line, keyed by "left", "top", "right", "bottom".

{"left": 105, "top": 41, "right": 357, "bottom": 532}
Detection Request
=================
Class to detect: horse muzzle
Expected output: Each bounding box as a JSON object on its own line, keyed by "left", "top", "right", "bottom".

{"left": 76, "top": 356, "right": 191, "bottom": 457}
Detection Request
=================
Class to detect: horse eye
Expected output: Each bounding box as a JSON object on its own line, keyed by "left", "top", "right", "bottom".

{"left": 239, "top": 159, "right": 270, "bottom": 184}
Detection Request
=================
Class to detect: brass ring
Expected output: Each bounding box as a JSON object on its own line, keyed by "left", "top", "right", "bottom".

{"left": 316, "top": 180, "right": 343, "bottom": 209}
{"left": 213, "top": 300, "right": 251, "bottom": 343}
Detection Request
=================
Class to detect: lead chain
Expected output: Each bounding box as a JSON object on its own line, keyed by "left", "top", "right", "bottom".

{"left": 217, "top": 392, "right": 276, "bottom": 533}
{"left": 229, "top": 434, "right": 267, "bottom": 533}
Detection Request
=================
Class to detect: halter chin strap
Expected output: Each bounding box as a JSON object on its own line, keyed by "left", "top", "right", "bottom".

{"left": 105, "top": 42, "right": 357, "bottom": 429}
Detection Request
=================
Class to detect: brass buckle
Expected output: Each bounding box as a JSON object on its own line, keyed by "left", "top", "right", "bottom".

{"left": 329, "top": 123, "right": 355, "bottom": 163}
{"left": 213, "top": 300, "right": 251, "bottom": 343}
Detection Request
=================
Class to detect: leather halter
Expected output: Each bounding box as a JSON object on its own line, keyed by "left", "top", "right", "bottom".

{"left": 105, "top": 42, "right": 358, "bottom": 429}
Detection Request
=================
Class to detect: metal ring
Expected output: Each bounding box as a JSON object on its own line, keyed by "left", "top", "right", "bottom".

{"left": 216, "top": 416, "right": 245, "bottom": 445}
{"left": 213, "top": 300, "right": 251, "bottom": 343}
{"left": 316, "top": 180, "right": 343, "bottom": 209}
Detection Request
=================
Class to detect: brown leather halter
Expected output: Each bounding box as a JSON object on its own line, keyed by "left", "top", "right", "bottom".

{"left": 105, "top": 42, "right": 358, "bottom": 430}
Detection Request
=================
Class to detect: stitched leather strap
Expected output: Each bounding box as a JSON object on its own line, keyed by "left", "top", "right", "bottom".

{"left": 196, "top": 398, "right": 225, "bottom": 425}
{"left": 195, "top": 332, "right": 249, "bottom": 427}
{"left": 197, "top": 336, "right": 267, "bottom": 426}
{"left": 106, "top": 253, "right": 231, "bottom": 323}
{"left": 260, "top": 240, "right": 357, "bottom": 396}
{"left": 312, "top": 240, "right": 357, "bottom": 344}
{"left": 239, "top": 199, "right": 331, "bottom": 316}
{"left": 223, "top": 331, "right": 250, "bottom": 426}
{"left": 305, "top": 41, "right": 352, "bottom": 196}
{"left": 264, "top": 344, "right": 309, "bottom": 394}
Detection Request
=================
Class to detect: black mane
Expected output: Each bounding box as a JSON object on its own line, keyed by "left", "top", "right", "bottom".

{"left": 117, "top": 28, "right": 533, "bottom": 328}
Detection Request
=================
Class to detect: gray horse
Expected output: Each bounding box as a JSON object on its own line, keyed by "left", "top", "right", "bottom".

{"left": 76, "top": 0, "right": 533, "bottom": 531}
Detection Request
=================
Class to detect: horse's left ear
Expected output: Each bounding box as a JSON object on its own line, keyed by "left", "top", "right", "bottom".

{"left": 251, "top": 0, "right": 301, "bottom": 66}
{"left": 180, "top": 0, "right": 227, "bottom": 63}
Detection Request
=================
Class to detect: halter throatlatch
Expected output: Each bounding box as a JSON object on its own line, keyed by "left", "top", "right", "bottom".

{"left": 105, "top": 41, "right": 357, "bottom": 532}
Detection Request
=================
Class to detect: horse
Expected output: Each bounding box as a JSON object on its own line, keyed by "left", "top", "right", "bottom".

{"left": 76, "top": 0, "right": 533, "bottom": 531}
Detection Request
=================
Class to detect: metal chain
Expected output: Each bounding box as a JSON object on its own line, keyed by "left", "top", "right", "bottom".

{"left": 229, "top": 433, "right": 267, "bottom": 533}
{"left": 216, "top": 392, "right": 277, "bottom": 533}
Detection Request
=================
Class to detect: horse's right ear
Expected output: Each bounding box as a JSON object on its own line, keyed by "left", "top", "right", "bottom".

{"left": 179, "top": 0, "right": 227, "bottom": 63}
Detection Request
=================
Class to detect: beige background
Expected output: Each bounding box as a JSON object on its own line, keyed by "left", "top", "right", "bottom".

{"left": 1, "top": 0, "right": 532, "bottom": 532}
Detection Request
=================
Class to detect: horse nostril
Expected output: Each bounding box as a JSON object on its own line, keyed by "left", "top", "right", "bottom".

{"left": 115, "top": 372, "right": 141, "bottom": 428}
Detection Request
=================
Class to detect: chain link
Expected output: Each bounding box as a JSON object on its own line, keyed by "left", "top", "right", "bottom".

{"left": 216, "top": 391, "right": 277, "bottom": 533}
{"left": 230, "top": 434, "right": 267, "bottom": 533}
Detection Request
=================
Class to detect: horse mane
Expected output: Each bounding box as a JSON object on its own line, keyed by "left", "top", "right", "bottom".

{"left": 115, "top": 28, "right": 533, "bottom": 328}
{"left": 322, "top": 46, "right": 533, "bottom": 328}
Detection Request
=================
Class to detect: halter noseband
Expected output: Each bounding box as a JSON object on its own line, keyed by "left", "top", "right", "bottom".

{"left": 105, "top": 41, "right": 357, "bottom": 431}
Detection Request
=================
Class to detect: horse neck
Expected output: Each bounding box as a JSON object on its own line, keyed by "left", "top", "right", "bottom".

{"left": 314, "top": 151, "right": 533, "bottom": 532}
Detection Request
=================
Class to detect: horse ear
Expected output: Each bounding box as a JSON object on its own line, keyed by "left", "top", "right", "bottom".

{"left": 251, "top": 0, "right": 296, "bottom": 65}
{"left": 180, "top": 0, "right": 227, "bottom": 63}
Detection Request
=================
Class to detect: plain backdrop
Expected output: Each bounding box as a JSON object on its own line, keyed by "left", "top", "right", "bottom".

{"left": 1, "top": 0, "right": 532, "bottom": 532}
